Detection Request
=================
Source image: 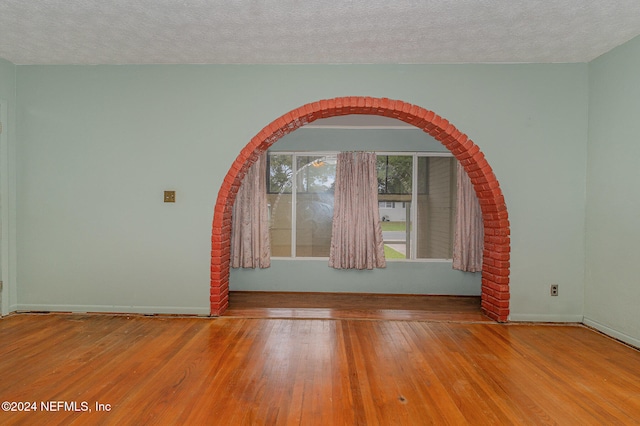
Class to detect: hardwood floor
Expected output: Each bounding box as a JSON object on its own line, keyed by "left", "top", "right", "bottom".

{"left": 225, "top": 291, "right": 491, "bottom": 322}
{"left": 1, "top": 308, "right": 639, "bottom": 424}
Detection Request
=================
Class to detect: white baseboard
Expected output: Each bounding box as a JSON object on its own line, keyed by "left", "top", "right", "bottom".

{"left": 15, "top": 304, "right": 210, "bottom": 316}
{"left": 1, "top": 304, "right": 19, "bottom": 317}
{"left": 583, "top": 318, "right": 640, "bottom": 349}
{"left": 509, "top": 313, "right": 584, "bottom": 323}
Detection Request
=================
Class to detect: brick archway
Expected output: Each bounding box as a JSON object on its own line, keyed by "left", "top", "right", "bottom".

{"left": 210, "top": 97, "right": 510, "bottom": 322}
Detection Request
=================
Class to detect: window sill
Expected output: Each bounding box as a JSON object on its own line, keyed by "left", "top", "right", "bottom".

{"left": 270, "top": 257, "right": 453, "bottom": 263}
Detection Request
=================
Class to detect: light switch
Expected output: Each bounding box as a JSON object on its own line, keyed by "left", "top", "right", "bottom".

{"left": 164, "top": 190, "right": 176, "bottom": 203}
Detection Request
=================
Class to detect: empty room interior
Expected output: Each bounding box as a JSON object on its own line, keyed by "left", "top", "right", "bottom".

{"left": 1, "top": 1, "right": 640, "bottom": 424}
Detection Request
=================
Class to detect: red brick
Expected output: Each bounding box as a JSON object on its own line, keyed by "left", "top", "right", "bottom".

{"left": 422, "top": 111, "right": 436, "bottom": 126}
{"left": 216, "top": 299, "right": 230, "bottom": 316}
{"left": 482, "top": 279, "right": 510, "bottom": 292}
{"left": 440, "top": 136, "right": 458, "bottom": 150}
{"left": 485, "top": 265, "right": 509, "bottom": 277}
{"left": 496, "top": 307, "right": 509, "bottom": 317}
{"left": 486, "top": 211, "right": 509, "bottom": 221}
{"left": 484, "top": 227, "right": 510, "bottom": 237}
{"left": 494, "top": 243, "right": 510, "bottom": 253}
{"left": 210, "top": 294, "right": 229, "bottom": 316}
{"left": 495, "top": 260, "right": 510, "bottom": 268}
{"left": 484, "top": 310, "right": 500, "bottom": 322}
{"left": 486, "top": 294, "right": 510, "bottom": 309}
{"left": 496, "top": 291, "right": 510, "bottom": 301}
{"left": 210, "top": 286, "right": 229, "bottom": 302}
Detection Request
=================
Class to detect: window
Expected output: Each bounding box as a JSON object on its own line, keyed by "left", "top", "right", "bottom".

{"left": 377, "top": 155, "right": 412, "bottom": 258}
{"left": 415, "top": 156, "right": 456, "bottom": 259}
{"left": 267, "top": 153, "right": 336, "bottom": 257}
{"left": 267, "top": 151, "right": 456, "bottom": 260}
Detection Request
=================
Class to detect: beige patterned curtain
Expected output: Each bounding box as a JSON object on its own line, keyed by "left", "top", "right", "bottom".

{"left": 231, "top": 152, "right": 271, "bottom": 268}
{"left": 329, "top": 152, "right": 386, "bottom": 270}
{"left": 452, "top": 162, "right": 484, "bottom": 272}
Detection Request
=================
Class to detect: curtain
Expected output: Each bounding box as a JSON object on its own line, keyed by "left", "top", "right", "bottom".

{"left": 329, "top": 152, "right": 386, "bottom": 270}
{"left": 231, "top": 152, "right": 271, "bottom": 268}
{"left": 452, "top": 162, "right": 484, "bottom": 272}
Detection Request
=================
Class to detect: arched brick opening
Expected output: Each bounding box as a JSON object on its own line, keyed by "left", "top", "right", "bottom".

{"left": 210, "top": 97, "right": 510, "bottom": 322}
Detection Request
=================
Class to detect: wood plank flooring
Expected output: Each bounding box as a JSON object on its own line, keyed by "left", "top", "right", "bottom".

{"left": 1, "top": 310, "right": 639, "bottom": 425}
{"left": 225, "top": 291, "right": 491, "bottom": 322}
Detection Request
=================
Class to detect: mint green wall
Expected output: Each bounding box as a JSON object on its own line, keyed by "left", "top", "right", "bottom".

{"left": 14, "top": 64, "right": 588, "bottom": 318}
{"left": 232, "top": 261, "right": 479, "bottom": 294}
{"left": 0, "top": 58, "right": 17, "bottom": 315}
{"left": 271, "top": 128, "right": 448, "bottom": 152}
{"left": 585, "top": 36, "right": 640, "bottom": 346}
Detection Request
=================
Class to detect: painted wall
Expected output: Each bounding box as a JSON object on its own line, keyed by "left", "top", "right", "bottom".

{"left": 14, "top": 64, "right": 588, "bottom": 319}
{"left": 585, "top": 35, "right": 640, "bottom": 346}
{"left": 231, "top": 260, "right": 479, "bottom": 294}
{"left": 270, "top": 128, "right": 449, "bottom": 152}
{"left": 0, "top": 58, "right": 17, "bottom": 315}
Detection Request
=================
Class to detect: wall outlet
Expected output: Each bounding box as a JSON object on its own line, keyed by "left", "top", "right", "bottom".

{"left": 550, "top": 284, "right": 559, "bottom": 296}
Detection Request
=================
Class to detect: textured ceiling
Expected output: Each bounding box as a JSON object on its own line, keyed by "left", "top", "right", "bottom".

{"left": 1, "top": 0, "right": 640, "bottom": 65}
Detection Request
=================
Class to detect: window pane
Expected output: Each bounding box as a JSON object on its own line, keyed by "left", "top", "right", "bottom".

{"left": 268, "top": 154, "right": 293, "bottom": 194}
{"left": 377, "top": 155, "right": 412, "bottom": 194}
{"left": 416, "top": 157, "right": 456, "bottom": 259}
{"left": 296, "top": 155, "right": 336, "bottom": 257}
{"left": 378, "top": 155, "right": 412, "bottom": 259}
{"left": 268, "top": 154, "right": 293, "bottom": 256}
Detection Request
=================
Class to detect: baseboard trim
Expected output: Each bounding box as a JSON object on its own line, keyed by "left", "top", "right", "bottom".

{"left": 509, "top": 313, "right": 584, "bottom": 323}
{"left": 583, "top": 318, "right": 640, "bottom": 349}
{"left": 15, "top": 304, "right": 210, "bottom": 316}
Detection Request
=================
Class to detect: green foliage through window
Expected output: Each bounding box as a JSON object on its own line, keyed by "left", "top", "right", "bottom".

{"left": 377, "top": 156, "right": 412, "bottom": 194}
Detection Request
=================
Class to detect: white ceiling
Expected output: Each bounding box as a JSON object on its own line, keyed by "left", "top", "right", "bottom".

{"left": 1, "top": 0, "right": 640, "bottom": 65}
